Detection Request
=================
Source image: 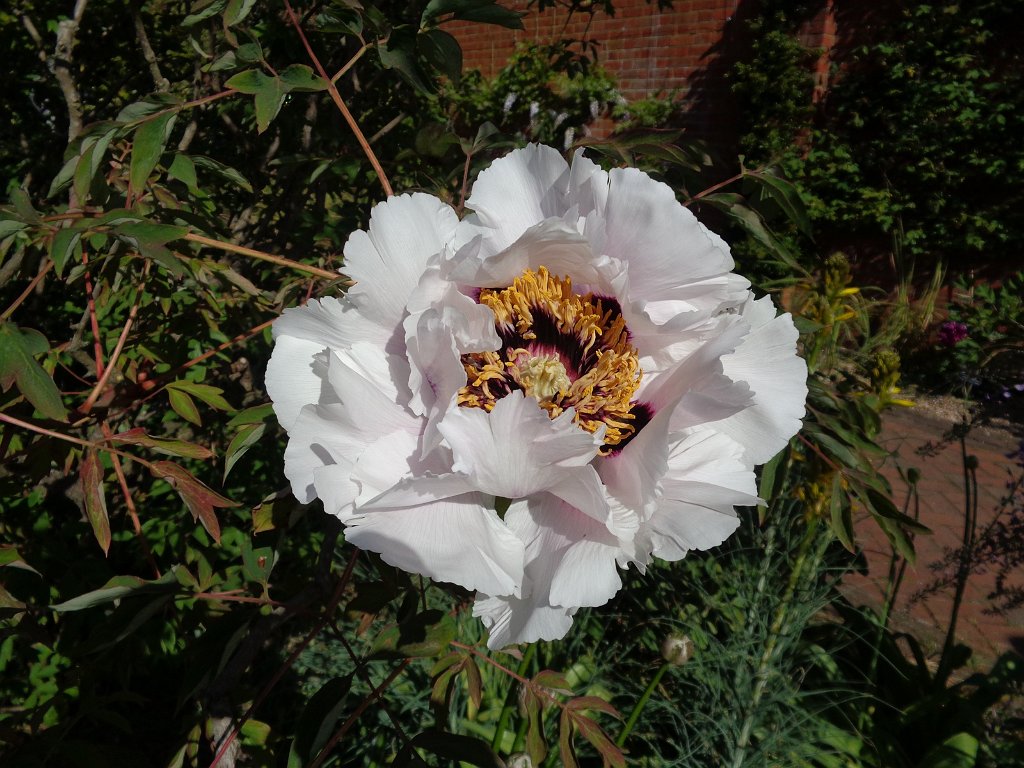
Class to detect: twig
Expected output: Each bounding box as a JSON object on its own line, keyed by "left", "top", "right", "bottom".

{"left": 331, "top": 43, "right": 369, "bottom": 84}
{"left": 308, "top": 659, "right": 412, "bottom": 768}
{"left": 100, "top": 421, "right": 161, "bottom": 578}
{"left": 131, "top": 1, "right": 169, "bottom": 92}
{"left": 282, "top": 0, "right": 394, "bottom": 197}
{"left": 80, "top": 264, "right": 150, "bottom": 414}
{"left": 184, "top": 232, "right": 344, "bottom": 282}
{"left": 52, "top": 0, "right": 89, "bottom": 143}
{"left": 0, "top": 258, "right": 53, "bottom": 321}
{"left": 684, "top": 171, "right": 744, "bottom": 207}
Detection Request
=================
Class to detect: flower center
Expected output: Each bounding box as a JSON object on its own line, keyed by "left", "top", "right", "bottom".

{"left": 457, "top": 267, "right": 643, "bottom": 452}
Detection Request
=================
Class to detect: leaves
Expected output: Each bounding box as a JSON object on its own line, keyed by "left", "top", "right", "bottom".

{"left": 0, "top": 322, "right": 67, "bottom": 421}
{"left": 150, "top": 460, "right": 239, "bottom": 543}
{"left": 80, "top": 450, "right": 111, "bottom": 555}
{"left": 421, "top": 0, "right": 525, "bottom": 29}
{"left": 129, "top": 112, "right": 178, "bottom": 194}
{"left": 107, "top": 428, "right": 214, "bottom": 460}
{"left": 226, "top": 66, "right": 328, "bottom": 133}
{"left": 167, "top": 380, "right": 234, "bottom": 426}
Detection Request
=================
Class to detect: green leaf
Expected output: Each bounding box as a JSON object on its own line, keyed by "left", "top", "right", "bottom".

{"left": 0, "top": 322, "right": 67, "bottom": 421}
{"left": 183, "top": 0, "right": 227, "bottom": 26}
{"left": 9, "top": 188, "right": 41, "bottom": 223}
{"left": 227, "top": 403, "right": 274, "bottom": 428}
{"left": 49, "top": 226, "right": 81, "bottom": 277}
{"left": 370, "top": 610, "right": 457, "bottom": 659}
{"left": 51, "top": 570, "right": 179, "bottom": 612}
{"left": 378, "top": 27, "right": 432, "bottom": 93}
{"left": 223, "top": 0, "right": 257, "bottom": 26}
{"left": 80, "top": 450, "right": 111, "bottom": 555}
{"left": 130, "top": 112, "right": 177, "bottom": 193}
{"left": 168, "top": 388, "right": 202, "bottom": 426}
{"left": 225, "top": 69, "right": 285, "bottom": 133}
{"left": 168, "top": 154, "right": 199, "bottom": 195}
{"left": 918, "top": 732, "right": 979, "bottom": 768}
{"left": 419, "top": 29, "right": 462, "bottom": 84}
{"left": 167, "top": 380, "right": 233, "bottom": 411}
{"left": 699, "top": 192, "right": 808, "bottom": 276}
{"left": 191, "top": 155, "right": 253, "bottom": 192}
{"left": 114, "top": 221, "right": 188, "bottom": 276}
{"left": 0, "top": 217, "right": 28, "bottom": 240}
{"left": 287, "top": 676, "right": 353, "bottom": 768}
{"left": 829, "top": 472, "right": 855, "bottom": 553}
{"left": 150, "top": 461, "right": 239, "bottom": 543}
{"left": 744, "top": 167, "right": 814, "bottom": 238}
{"left": 223, "top": 422, "right": 265, "bottom": 482}
{"left": 0, "top": 545, "right": 40, "bottom": 575}
{"left": 279, "top": 64, "right": 329, "bottom": 92}
{"left": 241, "top": 540, "right": 275, "bottom": 584}
{"left": 422, "top": 0, "right": 525, "bottom": 29}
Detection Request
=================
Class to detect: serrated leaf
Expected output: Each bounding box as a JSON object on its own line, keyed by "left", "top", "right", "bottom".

{"left": 288, "top": 675, "right": 354, "bottom": 768}
{"left": 108, "top": 428, "right": 214, "bottom": 460}
{"left": 130, "top": 112, "right": 177, "bottom": 193}
{"left": 49, "top": 226, "right": 81, "bottom": 277}
{"left": 0, "top": 322, "right": 67, "bottom": 421}
{"left": 80, "top": 449, "right": 111, "bottom": 555}
{"left": 223, "top": 422, "right": 264, "bottom": 482}
{"left": 168, "top": 387, "right": 201, "bottom": 425}
{"left": 150, "top": 461, "right": 238, "bottom": 543}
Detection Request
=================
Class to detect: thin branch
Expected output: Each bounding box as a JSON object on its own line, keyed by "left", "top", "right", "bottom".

{"left": 52, "top": 0, "right": 89, "bottom": 144}
{"left": 684, "top": 171, "right": 744, "bottom": 207}
{"left": 100, "top": 420, "right": 161, "bottom": 578}
{"left": 0, "top": 258, "right": 53, "bottom": 321}
{"left": 131, "top": 1, "right": 169, "bottom": 92}
{"left": 282, "top": 0, "right": 394, "bottom": 197}
{"left": 80, "top": 265, "right": 150, "bottom": 414}
{"left": 184, "top": 232, "right": 345, "bottom": 282}
{"left": 331, "top": 43, "right": 369, "bottom": 84}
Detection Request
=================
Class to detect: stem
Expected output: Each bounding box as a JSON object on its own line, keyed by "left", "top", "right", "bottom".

{"left": 282, "top": 0, "right": 394, "bottom": 197}
{"left": 684, "top": 171, "right": 744, "bottom": 207}
{"left": 616, "top": 662, "right": 670, "bottom": 747}
{"left": 101, "top": 420, "right": 160, "bottom": 578}
{"left": 308, "top": 659, "right": 411, "bottom": 768}
{"left": 0, "top": 258, "right": 53, "bottom": 321}
{"left": 183, "top": 232, "right": 343, "bottom": 281}
{"left": 491, "top": 643, "right": 537, "bottom": 751}
{"left": 0, "top": 411, "right": 92, "bottom": 448}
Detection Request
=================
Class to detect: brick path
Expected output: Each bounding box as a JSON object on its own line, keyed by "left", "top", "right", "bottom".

{"left": 838, "top": 405, "right": 1024, "bottom": 668}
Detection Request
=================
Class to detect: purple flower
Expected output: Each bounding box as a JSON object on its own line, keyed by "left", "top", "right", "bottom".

{"left": 938, "top": 320, "right": 969, "bottom": 347}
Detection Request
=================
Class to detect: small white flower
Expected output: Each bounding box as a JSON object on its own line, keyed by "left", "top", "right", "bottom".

{"left": 267, "top": 145, "right": 807, "bottom": 648}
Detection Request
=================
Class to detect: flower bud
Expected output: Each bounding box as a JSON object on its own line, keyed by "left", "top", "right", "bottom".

{"left": 660, "top": 634, "right": 693, "bottom": 666}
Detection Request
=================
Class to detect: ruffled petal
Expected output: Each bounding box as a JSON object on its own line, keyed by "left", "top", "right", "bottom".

{"left": 457, "top": 144, "right": 570, "bottom": 255}
{"left": 473, "top": 494, "right": 623, "bottom": 648}
{"left": 343, "top": 193, "right": 459, "bottom": 329}
{"left": 345, "top": 490, "right": 525, "bottom": 596}
{"left": 637, "top": 432, "right": 759, "bottom": 563}
{"left": 711, "top": 295, "right": 807, "bottom": 464}
{"left": 438, "top": 392, "right": 609, "bottom": 524}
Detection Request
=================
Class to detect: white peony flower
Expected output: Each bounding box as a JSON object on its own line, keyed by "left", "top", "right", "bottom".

{"left": 266, "top": 145, "right": 807, "bottom": 649}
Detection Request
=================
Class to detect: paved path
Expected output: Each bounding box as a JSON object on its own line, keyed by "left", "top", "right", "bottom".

{"left": 838, "top": 405, "right": 1024, "bottom": 668}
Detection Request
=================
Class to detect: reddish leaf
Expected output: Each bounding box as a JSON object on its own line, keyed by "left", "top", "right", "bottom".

{"left": 533, "top": 669, "right": 573, "bottom": 696}
{"left": 80, "top": 449, "right": 111, "bottom": 554}
{"left": 559, "top": 710, "right": 579, "bottom": 768}
{"left": 571, "top": 712, "right": 626, "bottom": 768}
{"left": 109, "top": 428, "right": 214, "bottom": 460}
{"left": 524, "top": 688, "right": 548, "bottom": 765}
{"left": 464, "top": 656, "right": 483, "bottom": 710}
{"left": 565, "top": 696, "right": 621, "bottom": 718}
{"left": 150, "top": 460, "right": 238, "bottom": 543}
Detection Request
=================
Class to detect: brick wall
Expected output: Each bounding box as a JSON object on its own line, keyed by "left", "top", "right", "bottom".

{"left": 447, "top": 0, "right": 840, "bottom": 138}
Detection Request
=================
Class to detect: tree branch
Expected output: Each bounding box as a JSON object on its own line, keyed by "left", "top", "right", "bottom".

{"left": 52, "top": 0, "right": 89, "bottom": 143}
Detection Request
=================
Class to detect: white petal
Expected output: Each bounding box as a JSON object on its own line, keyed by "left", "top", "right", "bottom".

{"left": 438, "top": 392, "right": 604, "bottom": 503}
{"left": 714, "top": 296, "right": 807, "bottom": 464}
{"left": 403, "top": 308, "right": 465, "bottom": 453}
{"left": 405, "top": 264, "right": 500, "bottom": 354}
{"left": 266, "top": 334, "right": 333, "bottom": 432}
{"left": 640, "top": 432, "right": 758, "bottom": 562}
{"left": 473, "top": 494, "right": 624, "bottom": 648}
{"left": 344, "top": 491, "right": 525, "bottom": 596}
{"left": 343, "top": 193, "right": 459, "bottom": 328}
{"left": 446, "top": 218, "right": 603, "bottom": 289}
{"left": 458, "top": 144, "right": 570, "bottom": 255}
